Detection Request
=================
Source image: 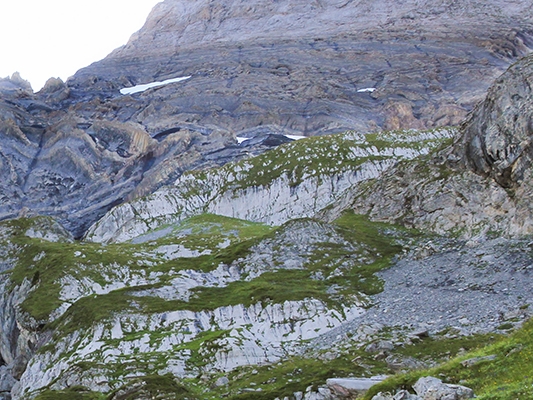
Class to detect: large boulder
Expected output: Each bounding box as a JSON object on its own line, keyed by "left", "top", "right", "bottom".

{"left": 372, "top": 376, "right": 474, "bottom": 400}
{"left": 413, "top": 377, "right": 474, "bottom": 400}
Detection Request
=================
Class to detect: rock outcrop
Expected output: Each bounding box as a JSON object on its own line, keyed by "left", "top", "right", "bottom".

{"left": 456, "top": 55, "right": 533, "bottom": 189}
{"left": 84, "top": 128, "right": 453, "bottom": 243}
{"left": 372, "top": 376, "right": 474, "bottom": 400}
{"left": 0, "top": 74, "right": 286, "bottom": 237}
{"left": 346, "top": 54, "right": 533, "bottom": 238}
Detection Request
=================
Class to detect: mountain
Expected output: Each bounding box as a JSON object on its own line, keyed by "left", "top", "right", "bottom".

{"left": 1, "top": 1, "right": 533, "bottom": 399}
{"left": 2, "top": 0, "right": 532, "bottom": 239}
{"left": 72, "top": 0, "right": 533, "bottom": 135}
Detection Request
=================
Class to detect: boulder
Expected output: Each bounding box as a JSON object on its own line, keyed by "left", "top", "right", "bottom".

{"left": 373, "top": 390, "right": 421, "bottom": 400}
{"left": 413, "top": 377, "right": 474, "bottom": 400}
{"left": 372, "top": 377, "right": 474, "bottom": 400}
{"left": 327, "top": 377, "right": 386, "bottom": 397}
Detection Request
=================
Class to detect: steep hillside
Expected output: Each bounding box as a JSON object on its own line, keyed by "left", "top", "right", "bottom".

{"left": 3, "top": 58, "right": 533, "bottom": 394}
{"left": 0, "top": 75, "right": 282, "bottom": 237}
{"left": 1, "top": 0, "right": 532, "bottom": 238}
{"left": 84, "top": 128, "right": 454, "bottom": 243}
{"left": 347, "top": 54, "right": 533, "bottom": 239}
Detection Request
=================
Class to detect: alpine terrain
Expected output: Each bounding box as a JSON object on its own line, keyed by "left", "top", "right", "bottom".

{"left": 1, "top": 1, "right": 533, "bottom": 399}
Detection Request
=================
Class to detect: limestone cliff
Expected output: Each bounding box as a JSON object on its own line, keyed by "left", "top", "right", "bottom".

{"left": 0, "top": 74, "right": 281, "bottom": 237}
{"left": 84, "top": 128, "right": 453, "bottom": 243}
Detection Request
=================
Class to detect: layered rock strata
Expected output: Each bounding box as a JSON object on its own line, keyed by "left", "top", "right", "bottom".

{"left": 2, "top": 0, "right": 533, "bottom": 237}
{"left": 70, "top": 0, "right": 533, "bottom": 135}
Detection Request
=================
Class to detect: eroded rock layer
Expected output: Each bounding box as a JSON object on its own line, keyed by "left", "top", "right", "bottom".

{"left": 348, "top": 53, "right": 533, "bottom": 238}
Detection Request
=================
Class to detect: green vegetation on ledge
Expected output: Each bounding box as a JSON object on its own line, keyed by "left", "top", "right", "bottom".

{"left": 181, "top": 127, "right": 455, "bottom": 192}
{"left": 363, "top": 320, "right": 533, "bottom": 399}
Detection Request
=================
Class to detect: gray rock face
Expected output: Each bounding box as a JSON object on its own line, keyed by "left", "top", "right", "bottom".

{"left": 413, "top": 376, "right": 474, "bottom": 400}
{"left": 457, "top": 55, "right": 533, "bottom": 189}
{"left": 70, "top": 0, "right": 533, "bottom": 136}
{"left": 373, "top": 391, "right": 421, "bottom": 400}
{"left": 372, "top": 376, "right": 474, "bottom": 400}
{"left": 0, "top": 75, "right": 283, "bottom": 237}
{"left": 327, "top": 377, "right": 386, "bottom": 397}
{"left": 0, "top": 366, "right": 16, "bottom": 395}
{"left": 84, "top": 128, "right": 452, "bottom": 243}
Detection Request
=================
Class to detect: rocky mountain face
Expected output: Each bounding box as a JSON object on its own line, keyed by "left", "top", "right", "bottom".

{"left": 1, "top": 0, "right": 532, "bottom": 239}
{"left": 0, "top": 75, "right": 286, "bottom": 238}
{"left": 2, "top": 1, "right": 533, "bottom": 399}
{"left": 71, "top": 0, "right": 533, "bottom": 136}
{"left": 347, "top": 54, "right": 533, "bottom": 239}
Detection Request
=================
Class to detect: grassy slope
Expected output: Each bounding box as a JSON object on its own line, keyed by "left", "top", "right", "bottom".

{"left": 363, "top": 319, "right": 533, "bottom": 399}
{"left": 199, "top": 128, "right": 454, "bottom": 196}
{"left": 2, "top": 212, "right": 414, "bottom": 399}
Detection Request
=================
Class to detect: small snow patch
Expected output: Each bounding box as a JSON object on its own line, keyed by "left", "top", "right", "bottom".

{"left": 236, "top": 137, "right": 249, "bottom": 144}
{"left": 285, "top": 135, "right": 306, "bottom": 140}
{"left": 120, "top": 76, "right": 191, "bottom": 95}
{"left": 357, "top": 88, "right": 376, "bottom": 93}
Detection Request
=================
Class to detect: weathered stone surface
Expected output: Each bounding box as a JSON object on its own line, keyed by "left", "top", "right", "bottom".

{"left": 346, "top": 53, "right": 533, "bottom": 239}
{"left": 372, "top": 377, "right": 474, "bottom": 400}
{"left": 0, "top": 75, "right": 284, "bottom": 237}
{"left": 460, "top": 354, "right": 497, "bottom": 367}
{"left": 372, "top": 390, "right": 421, "bottom": 400}
{"left": 456, "top": 55, "right": 533, "bottom": 189}
{"left": 327, "top": 377, "right": 386, "bottom": 397}
{"left": 2, "top": 1, "right": 533, "bottom": 239}
{"left": 413, "top": 376, "right": 474, "bottom": 399}
{"left": 1, "top": 2, "right": 533, "bottom": 399}
{"left": 0, "top": 366, "right": 16, "bottom": 393}
{"left": 385, "top": 354, "right": 428, "bottom": 372}
{"left": 24, "top": 216, "right": 73, "bottom": 243}
{"left": 85, "top": 129, "right": 452, "bottom": 243}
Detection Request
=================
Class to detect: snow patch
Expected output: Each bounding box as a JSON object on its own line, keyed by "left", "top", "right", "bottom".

{"left": 236, "top": 134, "right": 306, "bottom": 144}
{"left": 357, "top": 88, "right": 376, "bottom": 93}
{"left": 120, "top": 76, "right": 191, "bottom": 95}
{"left": 285, "top": 134, "right": 306, "bottom": 140}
